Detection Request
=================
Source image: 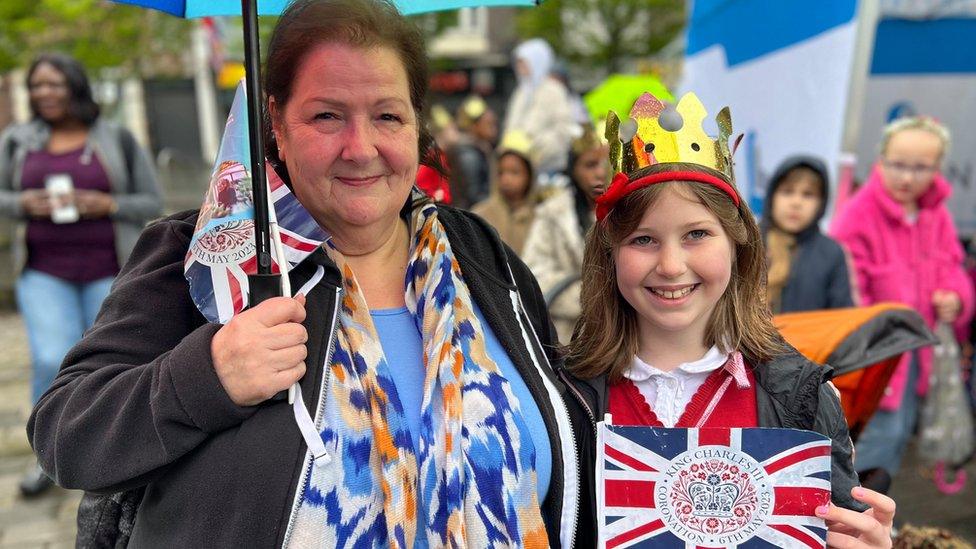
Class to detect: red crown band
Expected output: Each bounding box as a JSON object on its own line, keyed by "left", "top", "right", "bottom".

{"left": 595, "top": 170, "right": 741, "bottom": 221}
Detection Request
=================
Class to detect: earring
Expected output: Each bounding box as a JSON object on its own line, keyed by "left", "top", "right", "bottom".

{"left": 273, "top": 133, "right": 285, "bottom": 161}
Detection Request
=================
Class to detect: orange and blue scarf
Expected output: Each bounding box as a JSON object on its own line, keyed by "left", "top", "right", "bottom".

{"left": 288, "top": 199, "right": 547, "bottom": 548}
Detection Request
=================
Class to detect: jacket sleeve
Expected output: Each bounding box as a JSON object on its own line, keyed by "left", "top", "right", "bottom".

{"left": 0, "top": 127, "right": 24, "bottom": 218}
{"left": 812, "top": 383, "right": 869, "bottom": 512}
{"left": 934, "top": 209, "right": 975, "bottom": 333}
{"left": 831, "top": 215, "right": 876, "bottom": 307}
{"left": 27, "top": 217, "right": 256, "bottom": 493}
{"left": 522, "top": 215, "right": 582, "bottom": 330}
{"left": 111, "top": 127, "right": 163, "bottom": 223}
{"left": 826, "top": 242, "right": 855, "bottom": 309}
{"left": 522, "top": 209, "right": 570, "bottom": 297}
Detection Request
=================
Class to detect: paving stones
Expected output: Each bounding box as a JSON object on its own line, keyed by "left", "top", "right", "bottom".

{"left": 0, "top": 313, "right": 80, "bottom": 548}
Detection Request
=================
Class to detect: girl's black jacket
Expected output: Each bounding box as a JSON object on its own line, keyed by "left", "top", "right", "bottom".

{"left": 558, "top": 349, "right": 867, "bottom": 549}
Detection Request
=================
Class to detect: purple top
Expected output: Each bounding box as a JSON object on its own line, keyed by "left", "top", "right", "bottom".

{"left": 21, "top": 146, "right": 119, "bottom": 282}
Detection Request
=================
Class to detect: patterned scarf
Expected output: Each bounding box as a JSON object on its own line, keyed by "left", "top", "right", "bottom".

{"left": 288, "top": 199, "right": 547, "bottom": 548}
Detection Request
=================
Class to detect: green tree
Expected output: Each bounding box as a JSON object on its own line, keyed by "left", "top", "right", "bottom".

{"left": 0, "top": 0, "right": 190, "bottom": 75}
{"left": 516, "top": 0, "right": 684, "bottom": 73}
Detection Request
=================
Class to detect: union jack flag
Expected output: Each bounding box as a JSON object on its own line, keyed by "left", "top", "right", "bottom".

{"left": 184, "top": 80, "right": 327, "bottom": 324}
{"left": 598, "top": 423, "right": 831, "bottom": 549}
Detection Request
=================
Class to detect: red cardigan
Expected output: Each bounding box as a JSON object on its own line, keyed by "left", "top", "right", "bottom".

{"left": 609, "top": 357, "right": 758, "bottom": 428}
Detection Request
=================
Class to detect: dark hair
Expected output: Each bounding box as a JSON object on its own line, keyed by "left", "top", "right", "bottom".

{"left": 263, "top": 0, "right": 432, "bottom": 185}
{"left": 566, "top": 130, "right": 606, "bottom": 235}
{"left": 26, "top": 53, "right": 100, "bottom": 126}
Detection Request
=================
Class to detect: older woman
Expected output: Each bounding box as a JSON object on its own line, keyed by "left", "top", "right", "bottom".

{"left": 27, "top": 1, "right": 578, "bottom": 547}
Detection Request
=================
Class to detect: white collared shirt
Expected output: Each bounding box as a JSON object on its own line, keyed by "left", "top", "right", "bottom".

{"left": 622, "top": 346, "right": 730, "bottom": 428}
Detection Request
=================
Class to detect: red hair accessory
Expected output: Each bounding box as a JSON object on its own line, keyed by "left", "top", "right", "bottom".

{"left": 595, "top": 170, "right": 741, "bottom": 221}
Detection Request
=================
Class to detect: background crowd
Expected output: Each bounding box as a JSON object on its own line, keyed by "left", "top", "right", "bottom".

{"left": 0, "top": 1, "right": 974, "bottom": 545}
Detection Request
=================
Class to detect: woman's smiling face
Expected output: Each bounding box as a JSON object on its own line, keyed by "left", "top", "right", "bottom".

{"left": 271, "top": 43, "right": 419, "bottom": 234}
{"left": 29, "top": 63, "right": 72, "bottom": 124}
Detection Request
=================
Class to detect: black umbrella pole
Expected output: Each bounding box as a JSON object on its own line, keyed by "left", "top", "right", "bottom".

{"left": 242, "top": 0, "right": 281, "bottom": 304}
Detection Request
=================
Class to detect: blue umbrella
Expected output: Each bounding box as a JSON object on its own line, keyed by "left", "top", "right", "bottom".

{"left": 110, "top": 0, "right": 541, "bottom": 299}
{"left": 113, "top": 0, "right": 538, "bottom": 16}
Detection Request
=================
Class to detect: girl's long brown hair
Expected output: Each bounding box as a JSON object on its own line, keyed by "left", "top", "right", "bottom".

{"left": 567, "top": 163, "right": 785, "bottom": 381}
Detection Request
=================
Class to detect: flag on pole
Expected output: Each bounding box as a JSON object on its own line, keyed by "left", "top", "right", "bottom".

{"left": 597, "top": 423, "right": 831, "bottom": 548}
{"left": 184, "top": 80, "right": 328, "bottom": 324}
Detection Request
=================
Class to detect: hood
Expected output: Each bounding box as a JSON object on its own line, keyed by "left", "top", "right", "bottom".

{"left": 5, "top": 119, "right": 54, "bottom": 150}
{"left": 492, "top": 131, "right": 537, "bottom": 204}
{"left": 762, "top": 155, "right": 830, "bottom": 241}
{"left": 436, "top": 204, "right": 523, "bottom": 289}
{"left": 512, "top": 38, "right": 555, "bottom": 90}
{"left": 862, "top": 162, "right": 952, "bottom": 222}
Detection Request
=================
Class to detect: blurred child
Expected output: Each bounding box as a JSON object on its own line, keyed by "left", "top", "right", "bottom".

{"left": 449, "top": 95, "right": 498, "bottom": 208}
{"left": 559, "top": 92, "right": 896, "bottom": 549}
{"left": 762, "top": 156, "right": 853, "bottom": 313}
{"left": 523, "top": 127, "right": 609, "bottom": 343}
{"left": 471, "top": 131, "right": 538, "bottom": 255}
{"left": 832, "top": 117, "right": 974, "bottom": 487}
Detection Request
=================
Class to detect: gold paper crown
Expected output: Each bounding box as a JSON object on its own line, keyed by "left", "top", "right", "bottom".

{"left": 605, "top": 92, "right": 734, "bottom": 180}
{"left": 457, "top": 95, "right": 489, "bottom": 129}
{"left": 497, "top": 130, "right": 535, "bottom": 164}
{"left": 571, "top": 125, "right": 607, "bottom": 156}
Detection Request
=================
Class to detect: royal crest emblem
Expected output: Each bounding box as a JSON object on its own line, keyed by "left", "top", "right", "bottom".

{"left": 658, "top": 445, "right": 772, "bottom": 543}
{"left": 598, "top": 424, "right": 831, "bottom": 548}
{"left": 184, "top": 81, "right": 328, "bottom": 324}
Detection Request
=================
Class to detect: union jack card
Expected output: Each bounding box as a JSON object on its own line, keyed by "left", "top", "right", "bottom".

{"left": 597, "top": 422, "right": 831, "bottom": 548}
{"left": 184, "top": 80, "right": 327, "bottom": 324}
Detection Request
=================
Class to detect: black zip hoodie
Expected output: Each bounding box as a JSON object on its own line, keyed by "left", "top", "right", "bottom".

{"left": 27, "top": 204, "right": 579, "bottom": 548}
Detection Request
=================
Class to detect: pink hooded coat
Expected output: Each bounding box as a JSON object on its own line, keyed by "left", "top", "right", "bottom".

{"left": 831, "top": 164, "right": 975, "bottom": 411}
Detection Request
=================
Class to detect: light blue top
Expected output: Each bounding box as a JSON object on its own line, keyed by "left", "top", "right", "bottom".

{"left": 371, "top": 304, "right": 551, "bottom": 504}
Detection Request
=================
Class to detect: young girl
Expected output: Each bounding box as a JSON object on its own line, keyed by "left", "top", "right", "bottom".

{"left": 559, "top": 93, "right": 895, "bottom": 549}
{"left": 832, "top": 117, "right": 973, "bottom": 491}
{"left": 472, "top": 130, "right": 539, "bottom": 254}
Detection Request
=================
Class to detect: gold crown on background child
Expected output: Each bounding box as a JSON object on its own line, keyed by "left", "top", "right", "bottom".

{"left": 497, "top": 130, "right": 536, "bottom": 164}
{"left": 605, "top": 92, "right": 735, "bottom": 180}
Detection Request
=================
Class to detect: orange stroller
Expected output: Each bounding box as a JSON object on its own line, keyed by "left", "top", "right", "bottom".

{"left": 774, "top": 303, "right": 936, "bottom": 441}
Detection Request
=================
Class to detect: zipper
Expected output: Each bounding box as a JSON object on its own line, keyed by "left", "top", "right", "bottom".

{"left": 281, "top": 285, "right": 342, "bottom": 548}
{"left": 511, "top": 293, "right": 580, "bottom": 549}
{"left": 556, "top": 368, "right": 596, "bottom": 549}
{"left": 558, "top": 368, "right": 597, "bottom": 433}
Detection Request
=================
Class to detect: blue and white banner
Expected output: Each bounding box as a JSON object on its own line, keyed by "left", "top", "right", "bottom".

{"left": 681, "top": 0, "right": 859, "bottom": 214}
{"left": 853, "top": 6, "right": 976, "bottom": 234}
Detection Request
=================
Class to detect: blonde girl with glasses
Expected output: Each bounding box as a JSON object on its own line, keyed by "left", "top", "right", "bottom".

{"left": 832, "top": 116, "right": 974, "bottom": 492}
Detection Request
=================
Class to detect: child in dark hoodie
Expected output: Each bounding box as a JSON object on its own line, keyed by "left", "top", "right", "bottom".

{"left": 762, "top": 156, "right": 854, "bottom": 313}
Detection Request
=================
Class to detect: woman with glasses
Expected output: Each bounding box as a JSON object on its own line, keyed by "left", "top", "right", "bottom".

{"left": 832, "top": 116, "right": 974, "bottom": 493}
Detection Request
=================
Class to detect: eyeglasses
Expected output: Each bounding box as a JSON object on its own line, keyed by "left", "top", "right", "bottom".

{"left": 881, "top": 159, "right": 938, "bottom": 179}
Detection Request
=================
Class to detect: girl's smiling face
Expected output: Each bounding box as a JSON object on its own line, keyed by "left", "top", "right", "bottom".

{"left": 614, "top": 184, "right": 733, "bottom": 344}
